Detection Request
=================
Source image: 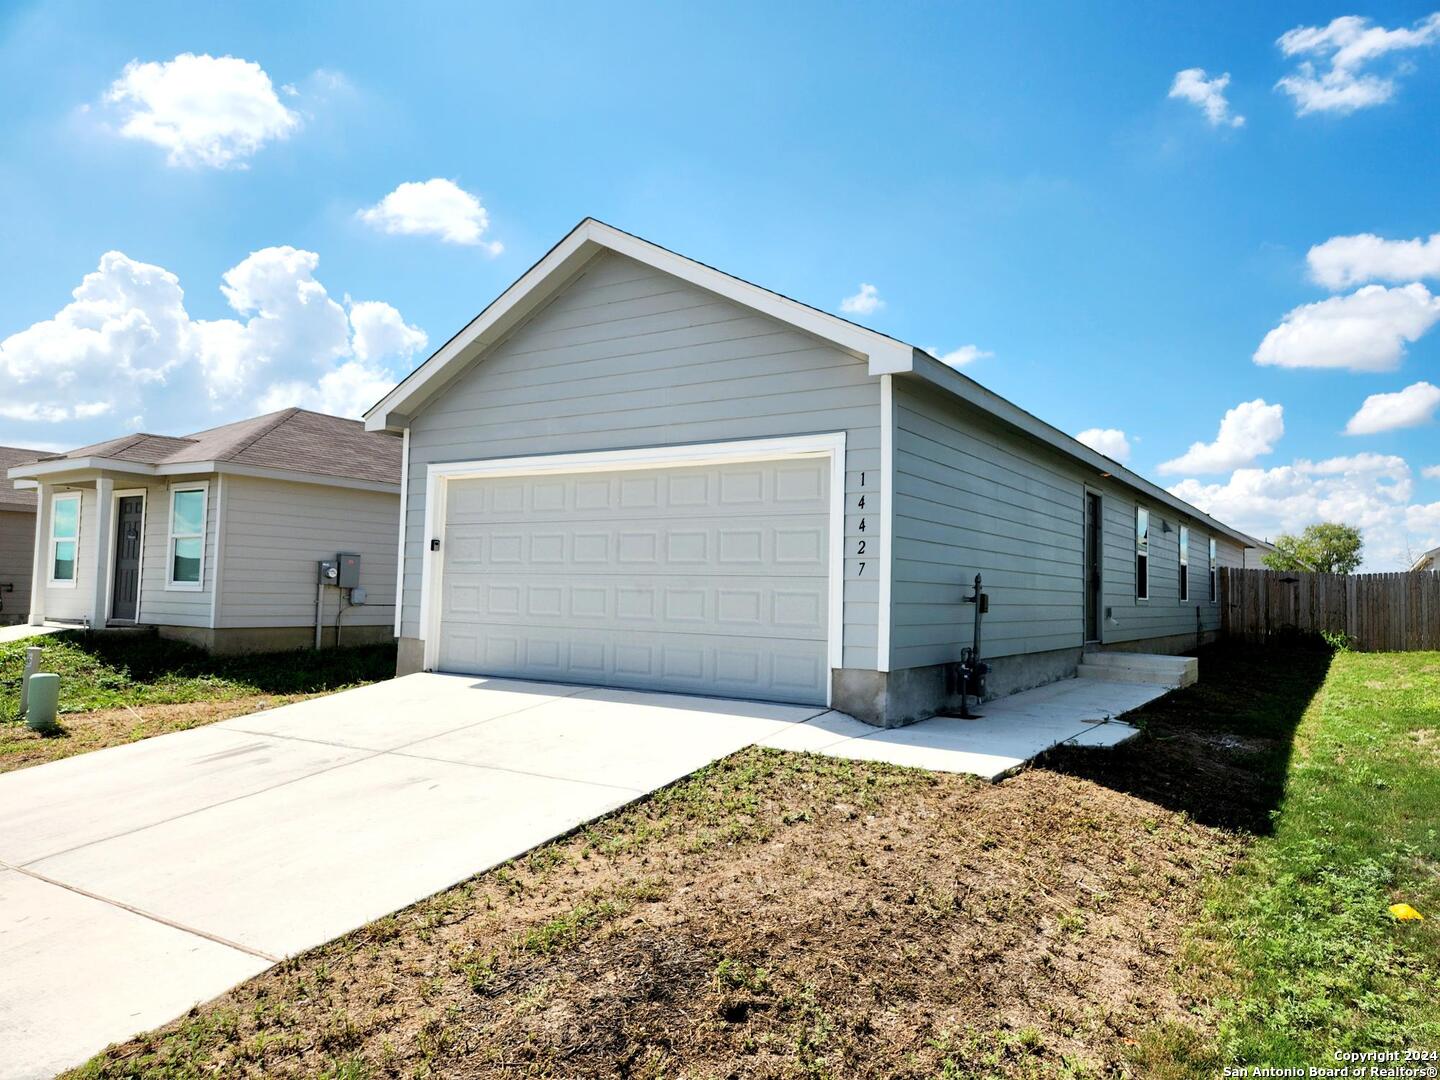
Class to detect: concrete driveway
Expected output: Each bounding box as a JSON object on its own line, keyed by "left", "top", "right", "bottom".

{"left": 0, "top": 674, "right": 826, "bottom": 1080}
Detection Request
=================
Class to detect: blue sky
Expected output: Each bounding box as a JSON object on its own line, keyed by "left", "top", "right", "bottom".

{"left": 2, "top": 1, "right": 1438, "bottom": 567}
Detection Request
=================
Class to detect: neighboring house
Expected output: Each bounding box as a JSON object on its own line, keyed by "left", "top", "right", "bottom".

{"left": 0, "top": 446, "right": 46, "bottom": 626}
{"left": 1412, "top": 546, "right": 1439, "bottom": 572}
{"left": 365, "top": 219, "right": 1269, "bottom": 725}
{"left": 6, "top": 409, "right": 401, "bottom": 653}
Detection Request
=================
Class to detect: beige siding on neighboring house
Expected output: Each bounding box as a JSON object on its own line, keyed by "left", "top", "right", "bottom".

{"left": 219, "top": 475, "right": 398, "bottom": 629}
{"left": 36, "top": 484, "right": 97, "bottom": 623}
{"left": 401, "top": 251, "right": 883, "bottom": 670}
{"left": 890, "top": 378, "right": 1243, "bottom": 668}
{"left": 0, "top": 510, "right": 35, "bottom": 624}
{"left": 136, "top": 476, "right": 219, "bottom": 629}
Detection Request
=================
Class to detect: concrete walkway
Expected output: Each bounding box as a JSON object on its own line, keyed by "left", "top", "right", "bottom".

{"left": 0, "top": 670, "right": 1163, "bottom": 1078}
{"left": 0, "top": 623, "right": 68, "bottom": 645}
{"left": 766, "top": 675, "right": 1161, "bottom": 780}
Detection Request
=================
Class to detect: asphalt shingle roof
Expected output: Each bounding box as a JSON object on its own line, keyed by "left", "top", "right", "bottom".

{"left": 32, "top": 409, "right": 401, "bottom": 486}
{"left": 0, "top": 446, "right": 45, "bottom": 511}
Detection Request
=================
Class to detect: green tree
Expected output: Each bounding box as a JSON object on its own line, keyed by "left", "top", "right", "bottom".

{"left": 1262, "top": 523, "right": 1364, "bottom": 574}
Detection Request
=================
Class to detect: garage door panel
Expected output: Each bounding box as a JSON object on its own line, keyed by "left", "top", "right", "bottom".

{"left": 437, "top": 625, "right": 826, "bottom": 700}
{"left": 444, "top": 519, "right": 827, "bottom": 575}
{"left": 437, "top": 458, "right": 830, "bottom": 705}
{"left": 444, "top": 573, "right": 826, "bottom": 635}
{"left": 444, "top": 469, "right": 828, "bottom": 524}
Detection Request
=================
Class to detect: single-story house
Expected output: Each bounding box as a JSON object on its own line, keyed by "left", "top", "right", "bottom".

{"left": 6, "top": 408, "right": 401, "bottom": 652}
{"left": 364, "top": 219, "right": 1269, "bottom": 725}
{"left": 0, "top": 446, "right": 46, "bottom": 626}
{"left": 1410, "top": 546, "right": 1439, "bottom": 572}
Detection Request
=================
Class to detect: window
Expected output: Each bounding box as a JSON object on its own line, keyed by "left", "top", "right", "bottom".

{"left": 1208, "top": 537, "right": 1218, "bottom": 603}
{"left": 1178, "top": 524, "right": 1190, "bottom": 602}
{"left": 167, "top": 484, "right": 208, "bottom": 589}
{"left": 1135, "top": 506, "right": 1149, "bottom": 600}
{"left": 48, "top": 492, "right": 81, "bottom": 587}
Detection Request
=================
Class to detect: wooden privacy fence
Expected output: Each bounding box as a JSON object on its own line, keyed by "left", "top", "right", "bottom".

{"left": 1220, "top": 567, "right": 1440, "bottom": 651}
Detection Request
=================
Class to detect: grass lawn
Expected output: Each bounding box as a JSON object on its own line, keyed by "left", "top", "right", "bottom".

{"left": 60, "top": 640, "right": 1440, "bottom": 1078}
{"left": 0, "top": 631, "right": 395, "bottom": 772}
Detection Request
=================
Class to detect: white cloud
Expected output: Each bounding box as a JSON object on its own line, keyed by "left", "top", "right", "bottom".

{"left": 1276, "top": 13, "right": 1440, "bottom": 115}
{"left": 1253, "top": 283, "right": 1440, "bottom": 372}
{"left": 1423, "top": 465, "right": 1440, "bottom": 479}
{"left": 349, "top": 300, "right": 429, "bottom": 363}
{"left": 0, "top": 248, "right": 426, "bottom": 445}
{"left": 1170, "top": 452, "right": 1440, "bottom": 569}
{"left": 257, "top": 359, "right": 401, "bottom": 420}
{"left": 1307, "top": 232, "right": 1440, "bottom": 290}
{"left": 103, "top": 53, "right": 299, "bottom": 168}
{"left": 1158, "top": 399, "right": 1284, "bottom": 475}
{"left": 924, "top": 344, "right": 992, "bottom": 369}
{"left": 1344, "top": 381, "right": 1440, "bottom": 435}
{"left": 840, "top": 283, "right": 883, "bottom": 315}
{"left": 1168, "top": 68, "right": 1245, "bottom": 127}
{"left": 1075, "top": 428, "right": 1132, "bottom": 463}
{"left": 358, "top": 179, "right": 502, "bottom": 251}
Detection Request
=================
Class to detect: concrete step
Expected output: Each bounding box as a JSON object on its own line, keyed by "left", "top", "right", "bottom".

{"left": 1078, "top": 652, "right": 1197, "bottom": 689}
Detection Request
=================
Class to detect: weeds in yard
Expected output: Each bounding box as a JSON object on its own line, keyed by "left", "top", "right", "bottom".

{"left": 0, "top": 631, "right": 394, "bottom": 720}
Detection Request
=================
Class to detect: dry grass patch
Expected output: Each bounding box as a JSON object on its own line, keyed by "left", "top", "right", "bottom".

{"left": 73, "top": 749, "right": 1240, "bottom": 1079}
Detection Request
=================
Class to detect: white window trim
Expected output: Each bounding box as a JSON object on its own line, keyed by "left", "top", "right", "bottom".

{"left": 47, "top": 491, "right": 82, "bottom": 589}
{"left": 165, "top": 481, "right": 209, "bottom": 592}
{"left": 1208, "top": 536, "right": 1219, "bottom": 604}
{"left": 1178, "top": 524, "right": 1190, "bottom": 603}
{"left": 106, "top": 488, "right": 148, "bottom": 622}
{"left": 1135, "top": 505, "right": 1150, "bottom": 602}
{"left": 420, "top": 433, "right": 847, "bottom": 705}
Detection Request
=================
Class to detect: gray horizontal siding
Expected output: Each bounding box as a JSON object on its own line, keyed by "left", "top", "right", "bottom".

{"left": 403, "top": 251, "right": 882, "bottom": 669}
{"left": 0, "top": 509, "right": 35, "bottom": 623}
{"left": 891, "top": 378, "right": 1243, "bottom": 668}
{"left": 218, "top": 476, "right": 399, "bottom": 629}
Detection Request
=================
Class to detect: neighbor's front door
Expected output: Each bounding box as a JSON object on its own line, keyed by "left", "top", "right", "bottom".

{"left": 111, "top": 495, "right": 143, "bottom": 622}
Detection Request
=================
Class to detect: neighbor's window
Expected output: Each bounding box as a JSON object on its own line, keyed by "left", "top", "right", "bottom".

{"left": 1209, "top": 537, "right": 1218, "bottom": 603}
{"left": 1135, "top": 506, "right": 1149, "bottom": 600}
{"left": 49, "top": 492, "right": 81, "bottom": 587}
{"left": 1178, "top": 525, "right": 1190, "bottom": 602}
{"left": 167, "top": 484, "right": 208, "bottom": 589}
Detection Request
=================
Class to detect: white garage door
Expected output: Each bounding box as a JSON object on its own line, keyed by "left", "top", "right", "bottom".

{"left": 436, "top": 457, "right": 831, "bottom": 704}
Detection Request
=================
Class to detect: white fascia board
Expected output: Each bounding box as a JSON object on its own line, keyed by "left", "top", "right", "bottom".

{"left": 903, "top": 352, "right": 1269, "bottom": 551}
{"left": 166, "top": 461, "right": 401, "bottom": 495}
{"left": 11, "top": 457, "right": 397, "bottom": 495}
{"left": 7, "top": 457, "right": 145, "bottom": 481}
{"left": 363, "top": 218, "right": 915, "bottom": 432}
{"left": 364, "top": 226, "right": 605, "bottom": 432}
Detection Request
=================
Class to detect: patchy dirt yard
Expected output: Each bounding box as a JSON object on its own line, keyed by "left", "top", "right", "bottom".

{"left": 67, "top": 641, "right": 1352, "bottom": 1079}
{"left": 72, "top": 742, "right": 1244, "bottom": 1079}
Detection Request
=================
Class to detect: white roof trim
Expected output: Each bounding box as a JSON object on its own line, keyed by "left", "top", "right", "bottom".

{"left": 362, "top": 217, "right": 1268, "bottom": 552}
{"left": 7, "top": 458, "right": 398, "bottom": 495}
{"left": 904, "top": 350, "right": 1271, "bottom": 551}
{"left": 362, "top": 218, "right": 914, "bottom": 433}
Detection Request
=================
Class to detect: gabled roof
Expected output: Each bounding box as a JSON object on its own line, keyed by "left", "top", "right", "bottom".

{"left": 11, "top": 409, "right": 400, "bottom": 489}
{"left": 0, "top": 446, "right": 47, "bottom": 511}
{"left": 362, "top": 218, "right": 1268, "bottom": 550}
{"left": 363, "top": 218, "right": 915, "bottom": 433}
{"left": 1411, "top": 546, "right": 1439, "bottom": 572}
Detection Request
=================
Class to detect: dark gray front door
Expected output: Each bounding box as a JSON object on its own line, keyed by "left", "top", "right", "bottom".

{"left": 1084, "top": 492, "right": 1102, "bottom": 642}
{"left": 111, "top": 496, "right": 143, "bottom": 622}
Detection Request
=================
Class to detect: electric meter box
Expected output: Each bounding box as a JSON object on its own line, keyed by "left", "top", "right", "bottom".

{"left": 337, "top": 553, "right": 361, "bottom": 589}
{"left": 318, "top": 560, "right": 338, "bottom": 584}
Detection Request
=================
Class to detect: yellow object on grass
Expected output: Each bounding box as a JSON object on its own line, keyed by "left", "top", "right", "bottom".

{"left": 1388, "top": 903, "right": 1424, "bottom": 921}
